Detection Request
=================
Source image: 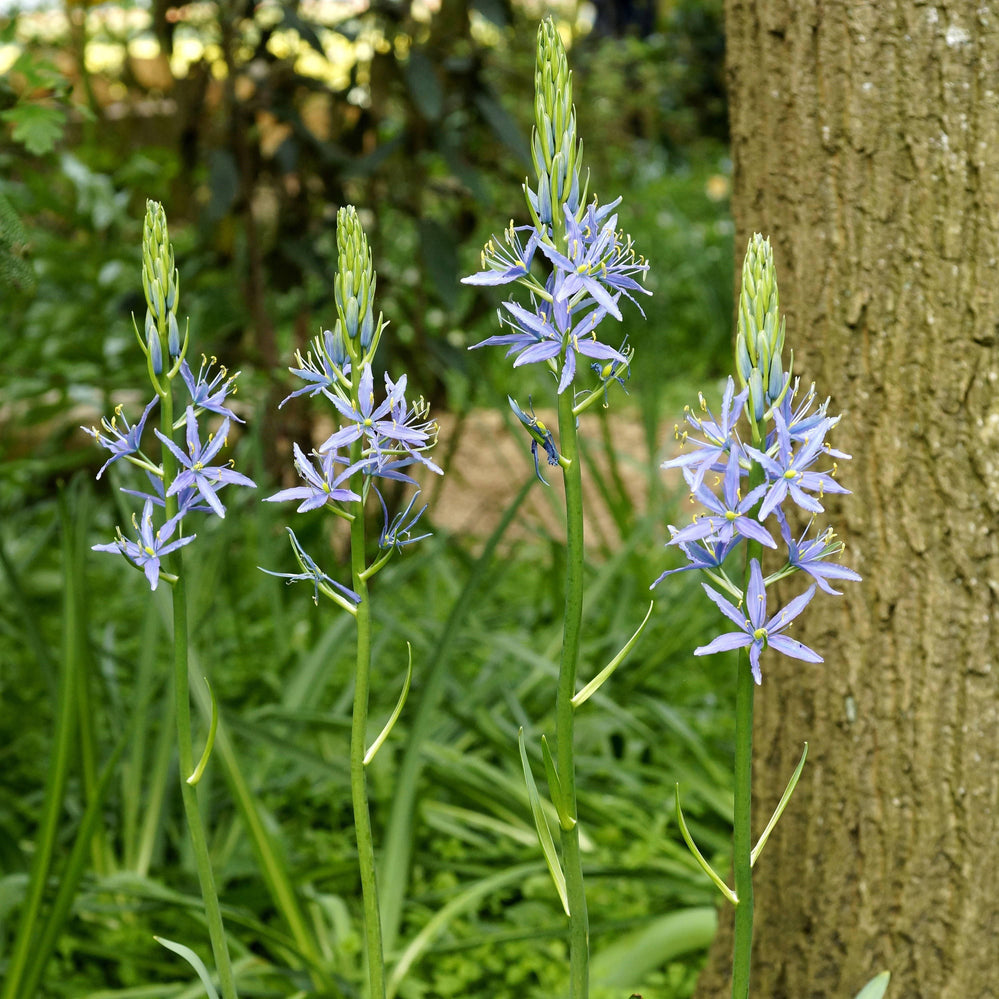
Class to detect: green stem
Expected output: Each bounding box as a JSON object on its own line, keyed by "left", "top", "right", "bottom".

{"left": 161, "top": 386, "right": 238, "bottom": 999}
{"left": 731, "top": 645, "right": 755, "bottom": 999}
{"left": 732, "top": 433, "right": 766, "bottom": 999}
{"left": 348, "top": 433, "right": 386, "bottom": 999}
{"left": 555, "top": 388, "right": 589, "bottom": 999}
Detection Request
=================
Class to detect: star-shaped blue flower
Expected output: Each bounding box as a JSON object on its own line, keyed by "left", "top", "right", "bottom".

{"left": 92, "top": 499, "right": 195, "bottom": 590}
{"left": 462, "top": 223, "right": 540, "bottom": 286}
{"left": 775, "top": 509, "right": 862, "bottom": 596}
{"left": 662, "top": 377, "right": 749, "bottom": 493}
{"left": 155, "top": 407, "right": 256, "bottom": 519}
{"left": 180, "top": 356, "right": 243, "bottom": 422}
{"left": 695, "top": 558, "right": 821, "bottom": 684}
{"left": 264, "top": 443, "right": 361, "bottom": 512}
{"left": 746, "top": 411, "right": 849, "bottom": 520}
{"left": 668, "top": 452, "right": 776, "bottom": 551}
{"left": 81, "top": 396, "right": 158, "bottom": 478}
{"left": 650, "top": 535, "right": 740, "bottom": 588}
{"left": 319, "top": 365, "right": 432, "bottom": 454}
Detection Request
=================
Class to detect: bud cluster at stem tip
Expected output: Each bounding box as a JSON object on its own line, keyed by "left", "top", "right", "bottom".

{"left": 528, "top": 18, "right": 586, "bottom": 237}
{"left": 141, "top": 199, "right": 183, "bottom": 375}
{"left": 736, "top": 233, "right": 787, "bottom": 424}
{"left": 334, "top": 205, "right": 381, "bottom": 364}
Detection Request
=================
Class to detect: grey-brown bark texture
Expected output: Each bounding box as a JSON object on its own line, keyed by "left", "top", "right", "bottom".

{"left": 705, "top": 1, "right": 999, "bottom": 996}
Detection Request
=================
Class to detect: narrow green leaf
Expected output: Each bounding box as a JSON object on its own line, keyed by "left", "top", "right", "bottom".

{"left": 364, "top": 643, "right": 413, "bottom": 765}
{"left": 591, "top": 907, "right": 717, "bottom": 988}
{"left": 752, "top": 742, "right": 807, "bottom": 867}
{"left": 674, "top": 785, "right": 737, "bottom": 905}
{"left": 853, "top": 971, "right": 891, "bottom": 999}
{"left": 540, "top": 734, "right": 575, "bottom": 831}
{"left": 518, "top": 729, "right": 569, "bottom": 915}
{"left": 154, "top": 936, "right": 220, "bottom": 999}
{"left": 572, "top": 601, "right": 654, "bottom": 708}
{"left": 186, "top": 677, "right": 218, "bottom": 785}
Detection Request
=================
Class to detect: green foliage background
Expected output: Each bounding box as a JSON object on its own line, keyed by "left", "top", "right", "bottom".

{"left": 0, "top": 1, "right": 737, "bottom": 996}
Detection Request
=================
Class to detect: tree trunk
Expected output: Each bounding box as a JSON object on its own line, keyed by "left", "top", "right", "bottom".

{"left": 703, "top": 2, "right": 999, "bottom": 996}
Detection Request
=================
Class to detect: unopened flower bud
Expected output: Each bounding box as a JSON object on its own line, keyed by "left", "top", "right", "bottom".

{"left": 527, "top": 17, "right": 584, "bottom": 237}
{"left": 323, "top": 327, "right": 349, "bottom": 369}
{"left": 737, "top": 233, "right": 784, "bottom": 423}
{"left": 141, "top": 200, "right": 183, "bottom": 363}
{"left": 749, "top": 368, "right": 765, "bottom": 422}
{"left": 146, "top": 311, "right": 163, "bottom": 374}
{"left": 334, "top": 206, "right": 381, "bottom": 362}
{"left": 168, "top": 311, "right": 180, "bottom": 356}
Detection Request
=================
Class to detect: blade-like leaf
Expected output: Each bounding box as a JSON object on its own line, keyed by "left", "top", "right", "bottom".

{"left": 364, "top": 644, "right": 413, "bottom": 765}
{"left": 752, "top": 742, "right": 807, "bottom": 866}
{"left": 518, "top": 728, "right": 569, "bottom": 915}
{"left": 154, "top": 936, "right": 220, "bottom": 999}
{"left": 572, "top": 600, "right": 654, "bottom": 708}
{"left": 187, "top": 677, "right": 218, "bottom": 785}
{"left": 541, "top": 734, "right": 575, "bottom": 831}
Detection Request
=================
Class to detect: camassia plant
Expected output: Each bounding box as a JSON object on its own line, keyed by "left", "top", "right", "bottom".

{"left": 262, "top": 205, "right": 441, "bottom": 999}
{"left": 462, "top": 18, "right": 651, "bottom": 999}
{"left": 83, "top": 201, "right": 256, "bottom": 998}
{"left": 654, "top": 233, "right": 862, "bottom": 999}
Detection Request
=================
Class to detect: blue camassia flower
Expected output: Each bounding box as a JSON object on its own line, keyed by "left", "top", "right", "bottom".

{"left": 121, "top": 469, "right": 215, "bottom": 518}
{"left": 463, "top": 223, "right": 540, "bottom": 286}
{"left": 259, "top": 527, "right": 360, "bottom": 605}
{"left": 745, "top": 410, "right": 849, "bottom": 520}
{"left": 662, "top": 377, "right": 749, "bottom": 493}
{"left": 180, "top": 356, "right": 243, "bottom": 422}
{"left": 695, "top": 558, "right": 821, "bottom": 684}
{"left": 668, "top": 452, "right": 776, "bottom": 551}
{"left": 264, "top": 443, "right": 361, "bottom": 512}
{"left": 474, "top": 271, "right": 628, "bottom": 394}
{"left": 155, "top": 407, "right": 256, "bottom": 519}
{"left": 376, "top": 489, "right": 431, "bottom": 551}
{"left": 538, "top": 203, "right": 651, "bottom": 320}
{"left": 92, "top": 499, "right": 195, "bottom": 590}
{"left": 81, "top": 396, "right": 158, "bottom": 478}
{"left": 775, "top": 509, "right": 862, "bottom": 596}
{"left": 650, "top": 535, "right": 741, "bottom": 588}
{"left": 281, "top": 330, "right": 351, "bottom": 407}
{"left": 321, "top": 366, "right": 429, "bottom": 452}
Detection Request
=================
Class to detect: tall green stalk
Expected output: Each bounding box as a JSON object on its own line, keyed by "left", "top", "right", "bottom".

{"left": 161, "top": 383, "right": 238, "bottom": 999}
{"left": 731, "top": 645, "right": 755, "bottom": 998}
{"left": 262, "top": 205, "right": 439, "bottom": 997}
{"left": 731, "top": 423, "right": 766, "bottom": 998}
{"left": 556, "top": 388, "right": 589, "bottom": 999}
{"left": 349, "top": 434, "right": 386, "bottom": 999}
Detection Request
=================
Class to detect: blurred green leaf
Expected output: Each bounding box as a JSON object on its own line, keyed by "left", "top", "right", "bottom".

{"left": 590, "top": 907, "right": 717, "bottom": 988}
{"left": 406, "top": 49, "right": 443, "bottom": 121}
{"left": 1, "top": 104, "right": 65, "bottom": 156}
{"left": 419, "top": 218, "right": 459, "bottom": 309}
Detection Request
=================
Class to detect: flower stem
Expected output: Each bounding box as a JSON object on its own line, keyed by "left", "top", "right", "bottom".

{"left": 732, "top": 437, "right": 766, "bottom": 999}
{"left": 161, "top": 387, "right": 237, "bottom": 999}
{"left": 556, "top": 387, "right": 589, "bottom": 999}
{"left": 349, "top": 461, "right": 386, "bottom": 999}
{"left": 172, "top": 570, "right": 238, "bottom": 999}
{"left": 731, "top": 643, "right": 755, "bottom": 999}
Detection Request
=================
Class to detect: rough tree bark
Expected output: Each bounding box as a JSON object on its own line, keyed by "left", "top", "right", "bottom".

{"left": 701, "top": 2, "right": 999, "bottom": 996}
